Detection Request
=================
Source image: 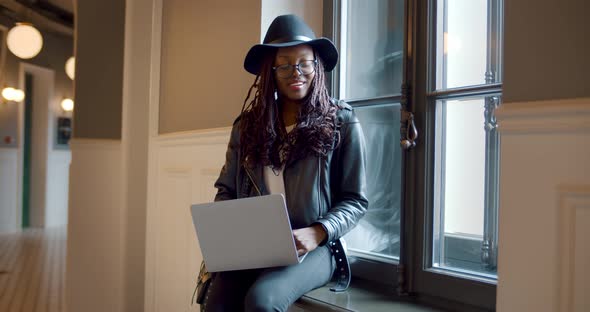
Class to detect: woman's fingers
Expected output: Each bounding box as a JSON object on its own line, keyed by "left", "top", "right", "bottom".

{"left": 292, "top": 227, "right": 321, "bottom": 255}
{"left": 295, "top": 242, "right": 311, "bottom": 256}
{"left": 294, "top": 237, "right": 305, "bottom": 250}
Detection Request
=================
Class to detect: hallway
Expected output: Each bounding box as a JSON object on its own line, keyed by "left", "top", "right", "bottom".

{"left": 0, "top": 227, "right": 66, "bottom": 312}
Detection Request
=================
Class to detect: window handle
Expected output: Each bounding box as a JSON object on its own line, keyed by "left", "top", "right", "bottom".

{"left": 401, "top": 110, "right": 418, "bottom": 150}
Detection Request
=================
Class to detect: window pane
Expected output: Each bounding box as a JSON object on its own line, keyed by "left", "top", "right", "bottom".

{"left": 434, "top": 0, "right": 502, "bottom": 90}
{"left": 432, "top": 96, "right": 499, "bottom": 278}
{"left": 342, "top": 0, "right": 404, "bottom": 99}
{"left": 344, "top": 104, "right": 401, "bottom": 261}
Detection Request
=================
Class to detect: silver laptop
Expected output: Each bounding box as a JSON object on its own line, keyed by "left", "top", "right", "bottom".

{"left": 190, "top": 194, "right": 307, "bottom": 272}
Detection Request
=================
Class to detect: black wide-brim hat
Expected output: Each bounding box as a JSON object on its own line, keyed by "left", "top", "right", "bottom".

{"left": 244, "top": 14, "right": 339, "bottom": 75}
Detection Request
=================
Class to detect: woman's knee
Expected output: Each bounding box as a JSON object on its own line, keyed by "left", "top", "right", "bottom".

{"left": 244, "top": 290, "right": 289, "bottom": 312}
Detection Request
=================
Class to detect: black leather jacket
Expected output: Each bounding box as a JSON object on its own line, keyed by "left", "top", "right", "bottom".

{"left": 214, "top": 101, "right": 368, "bottom": 244}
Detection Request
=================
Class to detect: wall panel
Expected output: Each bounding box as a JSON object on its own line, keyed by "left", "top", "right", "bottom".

{"left": 146, "top": 129, "right": 230, "bottom": 311}
{"left": 496, "top": 98, "right": 590, "bottom": 312}
{"left": 0, "top": 148, "right": 18, "bottom": 232}
{"left": 66, "top": 139, "right": 123, "bottom": 312}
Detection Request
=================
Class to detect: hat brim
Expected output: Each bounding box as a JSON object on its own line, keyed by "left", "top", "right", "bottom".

{"left": 244, "top": 38, "right": 338, "bottom": 75}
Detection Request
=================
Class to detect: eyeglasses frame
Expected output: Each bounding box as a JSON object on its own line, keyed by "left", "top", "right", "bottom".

{"left": 272, "top": 59, "right": 318, "bottom": 78}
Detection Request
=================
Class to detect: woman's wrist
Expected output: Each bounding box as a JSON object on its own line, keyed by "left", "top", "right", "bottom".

{"left": 313, "top": 223, "right": 328, "bottom": 245}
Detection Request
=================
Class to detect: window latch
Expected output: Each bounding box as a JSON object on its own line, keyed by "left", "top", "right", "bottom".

{"left": 401, "top": 110, "right": 418, "bottom": 150}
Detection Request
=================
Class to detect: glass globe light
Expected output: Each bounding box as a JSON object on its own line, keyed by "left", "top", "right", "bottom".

{"left": 2, "top": 87, "right": 16, "bottom": 101}
{"left": 2, "top": 87, "right": 25, "bottom": 102}
{"left": 12, "top": 89, "right": 25, "bottom": 102}
{"left": 7, "top": 23, "right": 43, "bottom": 59}
{"left": 65, "top": 56, "right": 75, "bottom": 80}
{"left": 61, "top": 98, "right": 74, "bottom": 112}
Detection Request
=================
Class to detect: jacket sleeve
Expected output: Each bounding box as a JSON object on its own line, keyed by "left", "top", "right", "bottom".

{"left": 213, "top": 123, "right": 240, "bottom": 202}
{"left": 317, "top": 110, "right": 369, "bottom": 243}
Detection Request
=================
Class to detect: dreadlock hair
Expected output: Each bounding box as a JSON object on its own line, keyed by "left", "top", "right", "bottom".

{"left": 239, "top": 47, "right": 338, "bottom": 169}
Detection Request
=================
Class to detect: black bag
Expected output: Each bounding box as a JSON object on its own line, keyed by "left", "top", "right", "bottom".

{"left": 192, "top": 261, "right": 213, "bottom": 306}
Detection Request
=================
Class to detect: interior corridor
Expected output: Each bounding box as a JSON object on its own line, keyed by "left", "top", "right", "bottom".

{"left": 0, "top": 227, "right": 66, "bottom": 312}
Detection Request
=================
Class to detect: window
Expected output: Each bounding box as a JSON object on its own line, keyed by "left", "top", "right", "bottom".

{"left": 324, "top": 0, "right": 502, "bottom": 310}
{"left": 323, "top": 0, "right": 405, "bottom": 284}
{"left": 427, "top": 0, "right": 502, "bottom": 276}
{"left": 432, "top": 96, "right": 500, "bottom": 278}
{"left": 335, "top": 0, "right": 405, "bottom": 263}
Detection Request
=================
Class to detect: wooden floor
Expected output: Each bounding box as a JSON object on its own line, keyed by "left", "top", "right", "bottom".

{"left": 0, "top": 227, "right": 66, "bottom": 312}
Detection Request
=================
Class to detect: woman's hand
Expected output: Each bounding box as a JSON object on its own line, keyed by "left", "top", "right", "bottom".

{"left": 292, "top": 224, "right": 327, "bottom": 256}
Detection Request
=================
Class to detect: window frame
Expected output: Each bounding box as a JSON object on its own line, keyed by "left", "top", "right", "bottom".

{"left": 409, "top": 0, "right": 501, "bottom": 309}
{"left": 323, "top": 0, "right": 406, "bottom": 289}
{"left": 324, "top": 0, "right": 502, "bottom": 310}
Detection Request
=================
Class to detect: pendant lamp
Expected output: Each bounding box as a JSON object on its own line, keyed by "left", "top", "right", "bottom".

{"left": 7, "top": 23, "right": 43, "bottom": 59}
{"left": 65, "top": 56, "right": 75, "bottom": 80}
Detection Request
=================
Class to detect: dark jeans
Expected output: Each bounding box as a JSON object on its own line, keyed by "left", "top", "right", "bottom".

{"left": 202, "top": 245, "right": 335, "bottom": 312}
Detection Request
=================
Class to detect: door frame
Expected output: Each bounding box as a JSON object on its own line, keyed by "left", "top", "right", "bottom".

{"left": 17, "top": 62, "right": 55, "bottom": 228}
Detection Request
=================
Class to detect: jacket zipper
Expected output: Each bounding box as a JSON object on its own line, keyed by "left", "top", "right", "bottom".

{"left": 244, "top": 166, "right": 262, "bottom": 196}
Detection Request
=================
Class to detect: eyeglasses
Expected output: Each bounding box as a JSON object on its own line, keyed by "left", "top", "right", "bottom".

{"left": 272, "top": 60, "right": 317, "bottom": 79}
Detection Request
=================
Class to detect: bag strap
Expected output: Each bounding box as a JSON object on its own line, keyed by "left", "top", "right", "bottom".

{"left": 192, "top": 261, "right": 213, "bottom": 305}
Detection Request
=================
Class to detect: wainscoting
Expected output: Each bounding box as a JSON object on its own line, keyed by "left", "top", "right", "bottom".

{"left": 45, "top": 150, "right": 71, "bottom": 228}
{"left": 0, "top": 148, "right": 18, "bottom": 233}
{"left": 66, "top": 139, "right": 123, "bottom": 312}
{"left": 145, "top": 128, "right": 231, "bottom": 312}
{"left": 496, "top": 97, "right": 590, "bottom": 312}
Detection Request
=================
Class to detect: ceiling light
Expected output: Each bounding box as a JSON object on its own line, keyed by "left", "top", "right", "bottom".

{"left": 65, "top": 56, "right": 75, "bottom": 80}
{"left": 7, "top": 23, "right": 43, "bottom": 59}
{"left": 12, "top": 89, "right": 25, "bottom": 102}
{"left": 61, "top": 98, "right": 74, "bottom": 112}
{"left": 2, "top": 87, "right": 25, "bottom": 102}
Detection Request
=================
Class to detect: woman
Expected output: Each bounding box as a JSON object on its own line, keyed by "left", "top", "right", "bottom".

{"left": 203, "top": 14, "right": 368, "bottom": 312}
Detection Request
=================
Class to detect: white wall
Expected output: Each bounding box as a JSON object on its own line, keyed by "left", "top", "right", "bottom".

{"left": 44, "top": 65, "right": 71, "bottom": 228}
{"left": 120, "top": 0, "right": 152, "bottom": 309}
{"left": 0, "top": 148, "right": 18, "bottom": 232}
{"left": 25, "top": 64, "right": 52, "bottom": 228}
{"left": 66, "top": 139, "right": 123, "bottom": 312}
{"left": 496, "top": 98, "right": 590, "bottom": 312}
{"left": 45, "top": 150, "right": 71, "bottom": 227}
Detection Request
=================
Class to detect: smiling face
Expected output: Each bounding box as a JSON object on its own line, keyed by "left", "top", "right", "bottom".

{"left": 274, "top": 44, "right": 316, "bottom": 103}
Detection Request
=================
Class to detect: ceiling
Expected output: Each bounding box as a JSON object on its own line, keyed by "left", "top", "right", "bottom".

{"left": 0, "top": 0, "right": 74, "bottom": 36}
{"left": 46, "top": 0, "right": 73, "bottom": 14}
